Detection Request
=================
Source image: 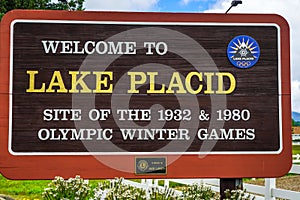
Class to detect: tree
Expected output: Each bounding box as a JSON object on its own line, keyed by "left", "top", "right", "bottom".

{"left": 46, "top": 0, "right": 85, "bottom": 11}
{"left": 0, "top": 0, "right": 85, "bottom": 19}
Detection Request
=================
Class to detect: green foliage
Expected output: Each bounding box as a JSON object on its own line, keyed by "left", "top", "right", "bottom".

{"left": 295, "top": 121, "right": 300, "bottom": 126}
{"left": 181, "top": 183, "right": 219, "bottom": 200}
{"left": 92, "top": 178, "right": 180, "bottom": 200}
{"left": 93, "top": 179, "right": 220, "bottom": 200}
{"left": 93, "top": 178, "right": 147, "bottom": 200}
{"left": 0, "top": 0, "right": 85, "bottom": 20}
{"left": 293, "top": 119, "right": 295, "bottom": 126}
{"left": 93, "top": 179, "right": 255, "bottom": 200}
{"left": 223, "top": 189, "right": 255, "bottom": 200}
{"left": 0, "top": 175, "right": 257, "bottom": 200}
{"left": 148, "top": 186, "right": 178, "bottom": 200}
{"left": 42, "top": 175, "right": 91, "bottom": 200}
{"left": 46, "top": 0, "right": 85, "bottom": 11}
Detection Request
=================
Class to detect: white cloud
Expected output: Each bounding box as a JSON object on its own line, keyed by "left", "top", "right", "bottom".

{"left": 84, "top": 0, "right": 159, "bottom": 11}
{"left": 180, "top": 0, "right": 202, "bottom": 5}
{"left": 292, "top": 80, "right": 300, "bottom": 113}
{"left": 205, "top": 0, "right": 300, "bottom": 112}
{"left": 181, "top": 0, "right": 191, "bottom": 5}
{"left": 180, "top": 0, "right": 209, "bottom": 8}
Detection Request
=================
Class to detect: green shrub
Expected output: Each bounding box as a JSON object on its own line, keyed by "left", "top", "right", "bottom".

{"left": 42, "top": 176, "right": 255, "bottom": 200}
{"left": 92, "top": 178, "right": 146, "bottom": 200}
{"left": 148, "top": 185, "right": 178, "bottom": 200}
{"left": 42, "top": 175, "right": 90, "bottom": 200}
{"left": 223, "top": 189, "right": 255, "bottom": 200}
{"left": 92, "top": 178, "right": 179, "bottom": 200}
{"left": 180, "top": 183, "right": 219, "bottom": 200}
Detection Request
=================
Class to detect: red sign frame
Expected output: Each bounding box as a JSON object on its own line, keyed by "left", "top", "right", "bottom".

{"left": 0, "top": 10, "right": 291, "bottom": 179}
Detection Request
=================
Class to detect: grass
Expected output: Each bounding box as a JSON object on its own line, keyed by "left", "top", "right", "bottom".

{"left": 0, "top": 175, "right": 49, "bottom": 200}
{"left": 293, "top": 145, "right": 300, "bottom": 155}
{"left": 0, "top": 175, "right": 103, "bottom": 200}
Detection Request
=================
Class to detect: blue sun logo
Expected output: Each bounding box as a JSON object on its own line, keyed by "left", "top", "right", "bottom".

{"left": 227, "top": 35, "right": 260, "bottom": 69}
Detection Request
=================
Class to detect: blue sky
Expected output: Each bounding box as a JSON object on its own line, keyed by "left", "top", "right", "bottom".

{"left": 83, "top": 0, "right": 221, "bottom": 12}
{"left": 82, "top": 0, "right": 300, "bottom": 112}
{"left": 157, "top": 0, "right": 218, "bottom": 12}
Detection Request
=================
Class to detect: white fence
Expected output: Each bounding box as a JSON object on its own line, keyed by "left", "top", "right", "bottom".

{"left": 293, "top": 154, "right": 300, "bottom": 163}
{"left": 292, "top": 135, "right": 300, "bottom": 145}
{"left": 124, "top": 164, "right": 300, "bottom": 200}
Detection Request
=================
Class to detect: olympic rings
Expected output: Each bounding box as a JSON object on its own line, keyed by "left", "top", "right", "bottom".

{"left": 237, "top": 61, "right": 251, "bottom": 67}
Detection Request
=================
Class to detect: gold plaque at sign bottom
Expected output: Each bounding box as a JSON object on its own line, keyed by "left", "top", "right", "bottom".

{"left": 135, "top": 157, "right": 167, "bottom": 175}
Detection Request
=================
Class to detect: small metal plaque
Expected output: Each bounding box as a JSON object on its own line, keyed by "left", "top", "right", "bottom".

{"left": 135, "top": 157, "right": 167, "bottom": 175}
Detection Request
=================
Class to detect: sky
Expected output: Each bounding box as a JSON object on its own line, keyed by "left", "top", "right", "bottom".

{"left": 81, "top": 0, "right": 300, "bottom": 112}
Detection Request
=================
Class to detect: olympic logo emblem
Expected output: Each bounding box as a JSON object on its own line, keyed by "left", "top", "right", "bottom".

{"left": 227, "top": 35, "right": 260, "bottom": 69}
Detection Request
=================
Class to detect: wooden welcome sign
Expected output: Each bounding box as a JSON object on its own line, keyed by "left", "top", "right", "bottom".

{"left": 0, "top": 10, "right": 291, "bottom": 179}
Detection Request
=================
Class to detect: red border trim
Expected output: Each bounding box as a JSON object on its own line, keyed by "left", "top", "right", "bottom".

{"left": 0, "top": 10, "right": 291, "bottom": 179}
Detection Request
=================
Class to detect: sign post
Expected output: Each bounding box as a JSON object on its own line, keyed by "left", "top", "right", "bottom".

{"left": 220, "top": 178, "right": 243, "bottom": 199}
{"left": 0, "top": 10, "right": 291, "bottom": 179}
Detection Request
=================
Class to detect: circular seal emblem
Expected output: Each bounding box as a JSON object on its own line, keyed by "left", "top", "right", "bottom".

{"left": 137, "top": 160, "right": 149, "bottom": 172}
{"left": 227, "top": 35, "right": 260, "bottom": 69}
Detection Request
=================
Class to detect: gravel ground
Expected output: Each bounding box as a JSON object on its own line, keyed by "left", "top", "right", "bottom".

{"left": 246, "top": 175, "right": 300, "bottom": 192}
{"left": 0, "top": 195, "right": 14, "bottom": 200}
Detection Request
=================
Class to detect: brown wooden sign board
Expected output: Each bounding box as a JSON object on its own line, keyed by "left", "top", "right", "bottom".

{"left": 0, "top": 10, "right": 291, "bottom": 179}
